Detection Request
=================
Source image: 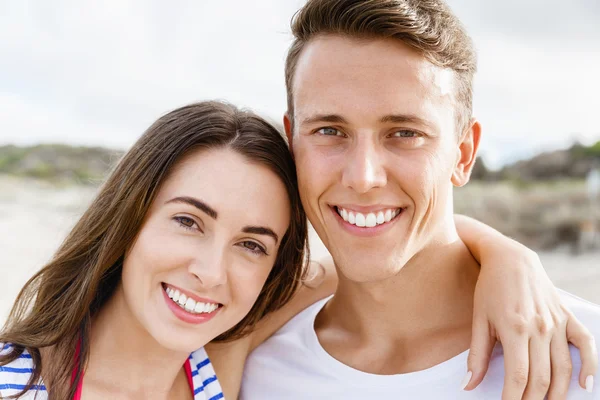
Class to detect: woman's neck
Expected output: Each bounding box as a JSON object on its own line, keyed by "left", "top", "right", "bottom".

{"left": 85, "top": 286, "right": 191, "bottom": 398}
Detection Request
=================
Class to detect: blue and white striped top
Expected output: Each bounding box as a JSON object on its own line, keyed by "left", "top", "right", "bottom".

{"left": 0, "top": 343, "right": 224, "bottom": 399}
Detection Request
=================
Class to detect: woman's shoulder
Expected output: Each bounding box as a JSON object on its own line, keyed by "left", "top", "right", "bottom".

{"left": 0, "top": 344, "right": 47, "bottom": 399}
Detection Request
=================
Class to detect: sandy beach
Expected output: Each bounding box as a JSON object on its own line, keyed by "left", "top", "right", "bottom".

{"left": 1, "top": 175, "right": 599, "bottom": 324}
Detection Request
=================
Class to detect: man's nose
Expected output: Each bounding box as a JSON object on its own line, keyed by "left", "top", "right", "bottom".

{"left": 341, "top": 139, "right": 387, "bottom": 193}
{"left": 188, "top": 250, "right": 228, "bottom": 288}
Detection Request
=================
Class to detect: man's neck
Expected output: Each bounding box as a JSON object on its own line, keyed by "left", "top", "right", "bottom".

{"left": 315, "top": 238, "right": 480, "bottom": 375}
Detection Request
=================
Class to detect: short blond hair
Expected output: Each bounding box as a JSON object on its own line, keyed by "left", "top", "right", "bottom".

{"left": 285, "top": 0, "right": 477, "bottom": 132}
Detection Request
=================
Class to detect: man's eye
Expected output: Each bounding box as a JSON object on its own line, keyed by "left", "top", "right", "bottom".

{"left": 317, "top": 127, "right": 342, "bottom": 136}
{"left": 392, "top": 130, "right": 419, "bottom": 138}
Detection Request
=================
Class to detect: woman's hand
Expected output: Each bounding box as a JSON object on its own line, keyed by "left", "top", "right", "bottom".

{"left": 456, "top": 215, "right": 598, "bottom": 399}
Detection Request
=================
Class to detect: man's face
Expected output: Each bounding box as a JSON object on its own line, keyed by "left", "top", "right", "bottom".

{"left": 286, "top": 35, "right": 479, "bottom": 282}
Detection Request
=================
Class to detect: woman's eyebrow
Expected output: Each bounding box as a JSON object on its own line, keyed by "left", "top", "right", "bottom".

{"left": 242, "top": 226, "right": 279, "bottom": 244}
{"left": 165, "top": 196, "right": 218, "bottom": 220}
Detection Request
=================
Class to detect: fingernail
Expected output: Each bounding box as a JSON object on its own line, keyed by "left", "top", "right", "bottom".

{"left": 461, "top": 370, "right": 473, "bottom": 390}
{"left": 586, "top": 375, "right": 594, "bottom": 393}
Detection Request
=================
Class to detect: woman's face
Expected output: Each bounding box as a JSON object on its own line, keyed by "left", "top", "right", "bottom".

{"left": 120, "top": 147, "right": 291, "bottom": 352}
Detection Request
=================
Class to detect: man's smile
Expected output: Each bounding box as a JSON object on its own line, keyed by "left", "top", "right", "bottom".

{"left": 333, "top": 205, "right": 403, "bottom": 228}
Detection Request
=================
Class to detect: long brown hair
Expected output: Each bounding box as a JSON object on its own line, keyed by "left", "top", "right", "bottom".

{"left": 0, "top": 101, "right": 309, "bottom": 400}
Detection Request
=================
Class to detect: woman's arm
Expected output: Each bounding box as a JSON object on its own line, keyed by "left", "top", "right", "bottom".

{"left": 456, "top": 214, "right": 598, "bottom": 398}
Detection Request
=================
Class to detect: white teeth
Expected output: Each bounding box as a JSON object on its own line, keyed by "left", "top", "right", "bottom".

{"left": 365, "top": 213, "right": 377, "bottom": 228}
{"left": 355, "top": 213, "right": 366, "bottom": 227}
{"left": 376, "top": 211, "right": 385, "bottom": 224}
{"left": 384, "top": 209, "right": 392, "bottom": 222}
{"left": 184, "top": 298, "right": 196, "bottom": 312}
{"left": 164, "top": 286, "right": 219, "bottom": 315}
{"left": 337, "top": 207, "right": 401, "bottom": 228}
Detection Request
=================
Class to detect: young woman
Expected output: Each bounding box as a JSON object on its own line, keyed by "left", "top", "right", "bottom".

{"left": 0, "top": 102, "right": 595, "bottom": 399}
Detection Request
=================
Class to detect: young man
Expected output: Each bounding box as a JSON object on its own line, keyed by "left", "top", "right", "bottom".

{"left": 240, "top": 0, "right": 600, "bottom": 398}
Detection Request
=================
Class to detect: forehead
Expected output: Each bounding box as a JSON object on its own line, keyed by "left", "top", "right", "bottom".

{"left": 292, "top": 35, "right": 456, "bottom": 129}
{"left": 155, "top": 148, "right": 290, "bottom": 233}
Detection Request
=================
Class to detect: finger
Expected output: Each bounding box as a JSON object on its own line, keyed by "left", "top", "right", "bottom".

{"left": 500, "top": 334, "right": 530, "bottom": 400}
{"left": 464, "top": 315, "right": 496, "bottom": 390}
{"left": 566, "top": 314, "right": 598, "bottom": 392}
{"left": 546, "top": 334, "right": 573, "bottom": 400}
{"left": 521, "top": 335, "right": 551, "bottom": 400}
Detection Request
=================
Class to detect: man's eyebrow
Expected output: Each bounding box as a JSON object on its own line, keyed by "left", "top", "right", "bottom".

{"left": 301, "top": 114, "right": 349, "bottom": 125}
{"left": 301, "top": 113, "right": 431, "bottom": 129}
{"left": 380, "top": 114, "right": 431, "bottom": 128}
{"left": 242, "top": 226, "right": 279, "bottom": 244}
{"left": 165, "top": 196, "right": 218, "bottom": 220}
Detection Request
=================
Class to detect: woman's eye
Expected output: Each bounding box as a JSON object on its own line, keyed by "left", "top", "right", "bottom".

{"left": 317, "top": 127, "right": 342, "bottom": 136}
{"left": 392, "top": 130, "right": 420, "bottom": 138}
{"left": 240, "top": 241, "right": 268, "bottom": 256}
{"left": 174, "top": 216, "right": 199, "bottom": 231}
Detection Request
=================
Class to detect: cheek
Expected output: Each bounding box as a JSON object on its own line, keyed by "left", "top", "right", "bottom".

{"left": 408, "top": 146, "right": 455, "bottom": 187}
{"left": 295, "top": 141, "right": 338, "bottom": 194}
{"left": 392, "top": 152, "right": 438, "bottom": 199}
{"left": 122, "top": 225, "right": 184, "bottom": 295}
{"left": 229, "top": 261, "right": 274, "bottom": 312}
{"left": 402, "top": 151, "right": 455, "bottom": 225}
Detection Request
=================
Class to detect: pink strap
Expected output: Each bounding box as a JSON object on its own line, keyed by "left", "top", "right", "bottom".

{"left": 71, "top": 340, "right": 84, "bottom": 400}
{"left": 184, "top": 358, "right": 194, "bottom": 390}
{"left": 72, "top": 374, "right": 84, "bottom": 400}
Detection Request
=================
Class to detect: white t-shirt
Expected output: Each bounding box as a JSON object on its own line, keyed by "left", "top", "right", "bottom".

{"left": 241, "top": 290, "right": 600, "bottom": 399}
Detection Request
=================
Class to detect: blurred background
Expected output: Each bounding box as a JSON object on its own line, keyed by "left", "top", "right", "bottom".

{"left": 0, "top": 0, "right": 599, "bottom": 322}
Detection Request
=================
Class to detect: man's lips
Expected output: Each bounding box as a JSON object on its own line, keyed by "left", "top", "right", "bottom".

{"left": 332, "top": 205, "right": 404, "bottom": 228}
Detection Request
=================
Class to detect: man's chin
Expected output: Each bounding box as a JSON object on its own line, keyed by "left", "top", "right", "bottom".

{"left": 334, "top": 255, "right": 410, "bottom": 284}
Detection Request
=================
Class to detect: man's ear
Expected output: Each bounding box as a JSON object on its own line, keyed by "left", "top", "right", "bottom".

{"left": 451, "top": 118, "right": 481, "bottom": 187}
{"left": 283, "top": 113, "right": 294, "bottom": 156}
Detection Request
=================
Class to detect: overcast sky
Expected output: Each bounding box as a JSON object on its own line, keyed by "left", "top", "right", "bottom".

{"left": 0, "top": 0, "right": 598, "bottom": 168}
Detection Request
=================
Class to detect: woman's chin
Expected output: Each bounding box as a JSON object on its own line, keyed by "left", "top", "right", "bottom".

{"left": 151, "top": 328, "right": 213, "bottom": 354}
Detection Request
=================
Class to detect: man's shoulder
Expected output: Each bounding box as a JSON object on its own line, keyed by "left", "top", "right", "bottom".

{"left": 271, "top": 295, "right": 331, "bottom": 336}
{"left": 249, "top": 259, "right": 337, "bottom": 351}
{"left": 252, "top": 294, "right": 332, "bottom": 350}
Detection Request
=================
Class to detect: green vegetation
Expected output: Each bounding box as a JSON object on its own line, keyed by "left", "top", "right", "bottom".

{"left": 478, "top": 141, "right": 600, "bottom": 183}
{"left": 0, "top": 144, "right": 123, "bottom": 185}
{"left": 582, "top": 141, "right": 600, "bottom": 157}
